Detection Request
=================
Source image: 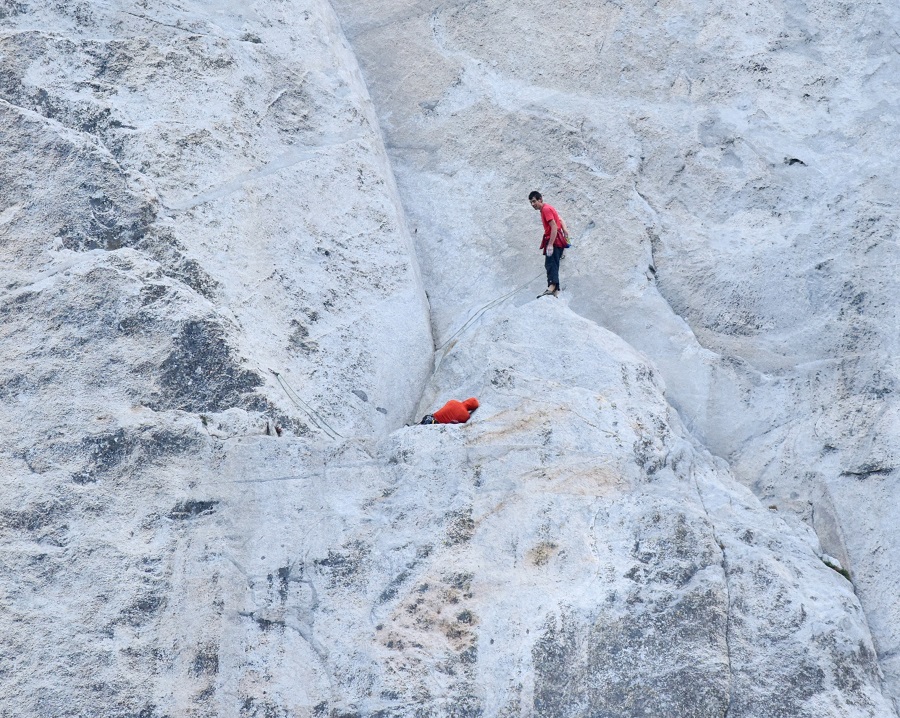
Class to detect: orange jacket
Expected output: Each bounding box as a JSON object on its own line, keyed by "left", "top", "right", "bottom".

{"left": 433, "top": 397, "right": 479, "bottom": 424}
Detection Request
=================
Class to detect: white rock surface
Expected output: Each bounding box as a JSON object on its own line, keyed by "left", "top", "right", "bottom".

{"left": 330, "top": 0, "right": 900, "bottom": 705}
{"left": 0, "top": 0, "right": 428, "bottom": 714}
{"left": 0, "top": 0, "right": 433, "bottom": 439}
{"left": 2, "top": 0, "right": 899, "bottom": 716}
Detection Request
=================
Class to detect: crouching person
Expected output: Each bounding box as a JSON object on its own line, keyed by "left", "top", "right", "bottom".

{"left": 420, "top": 397, "right": 479, "bottom": 425}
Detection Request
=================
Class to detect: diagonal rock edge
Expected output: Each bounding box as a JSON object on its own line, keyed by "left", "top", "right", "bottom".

{"left": 0, "top": 0, "right": 434, "bottom": 438}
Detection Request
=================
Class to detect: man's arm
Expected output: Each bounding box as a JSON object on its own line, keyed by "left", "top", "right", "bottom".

{"left": 548, "top": 219, "right": 558, "bottom": 249}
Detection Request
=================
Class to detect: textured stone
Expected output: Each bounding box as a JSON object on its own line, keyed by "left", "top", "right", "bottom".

{"left": 0, "top": 1, "right": 430, "bottom": 715}
{"left": 2, "top": 0, "right": 899, "bottom": 716}
{"left": 331, "top": 0, "right": 900, "bottom": 706}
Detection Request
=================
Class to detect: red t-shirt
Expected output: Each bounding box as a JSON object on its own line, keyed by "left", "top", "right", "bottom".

{"left": 433, "top": 397, "right": 479, "bottom": 424}
{"left": 539, "top": 204, "right": 565, "bottom": 249}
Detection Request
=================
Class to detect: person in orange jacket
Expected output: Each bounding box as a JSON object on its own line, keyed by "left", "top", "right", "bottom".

{"left": 420, "top": 397, "right": 479, "bottom": 425}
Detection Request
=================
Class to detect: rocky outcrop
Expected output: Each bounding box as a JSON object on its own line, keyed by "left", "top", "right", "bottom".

{"left": 402, "top": 300, "right": 891, "bottom": 717}
{"left": 1, "top": 0, "right": 899, "bottom": 716}
{"left": 0, "top": 0, "right": 432, "bottom": 439}
{"left": 1, "top": 1, "right": 431, "bottom": 715}
{"left": 330, "top": 0, "right": 900, "bottom": 706}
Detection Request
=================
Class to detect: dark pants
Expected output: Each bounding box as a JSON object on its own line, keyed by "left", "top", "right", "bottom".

{"left": 544, "top": 246, "right": 563, "bottom": 289}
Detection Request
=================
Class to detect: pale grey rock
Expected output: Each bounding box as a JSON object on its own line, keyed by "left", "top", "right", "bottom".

{"left": 0, "top": 0, "right": 433, "bottom": 440}
{"left": 330, "top": 0, "right": 900, "bottom": 705}
{"left": 127, "top": 299, "right": 889, "bottom": 717}
{"left": 2, "top": 0, "right": 899, "bottom": 716}
{"left": 1, "top": 0, "right": 430, "bottom": 715}
{"left": 401, "top": 299, "right": 891, "bottom": 717}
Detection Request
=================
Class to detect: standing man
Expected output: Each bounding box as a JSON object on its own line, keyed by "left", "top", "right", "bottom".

{"left": 529, "top": 191, "right": 569, "bottom": 297}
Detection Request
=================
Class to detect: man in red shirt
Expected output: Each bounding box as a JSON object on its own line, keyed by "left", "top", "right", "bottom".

{"left": 420, "top": 397, "right": 479, "bottom": 425}
{"left": 529, "top": 191, "right": 569, "bottom": 297}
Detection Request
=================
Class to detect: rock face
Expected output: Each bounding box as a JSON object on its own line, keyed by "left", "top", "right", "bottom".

{"left": 0, "top": 0, "right": 430, "bottom": 715}
{"left": 1, "top": 1, "right": 899, "bottom": 717}
{"left": 331, "top": 0, "right": 900, "bottom": 708}
{"left": 405, "top": 300, "right": 890, "bottom": 718}
{"left": 0, "top": 0, "right": 432, "bottom": 439}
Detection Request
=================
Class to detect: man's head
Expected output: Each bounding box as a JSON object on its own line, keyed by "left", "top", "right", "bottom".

{"left": 528, "top": 191, "right": 543, "bottom": 210}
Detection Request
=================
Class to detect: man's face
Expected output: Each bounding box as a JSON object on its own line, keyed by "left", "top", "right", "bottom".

{"left": 529, "top": 197, "right": 543, "bottom": 210}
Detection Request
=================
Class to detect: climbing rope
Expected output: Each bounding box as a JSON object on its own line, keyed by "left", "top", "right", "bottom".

{"left": 268, "top": 265, "right": 554, "bottom": 432}
{"left": 270, "top": 369, "right": 344, "bottom": 440}
{"left": 435, "top": 271, "right": 544, "bottom": 355}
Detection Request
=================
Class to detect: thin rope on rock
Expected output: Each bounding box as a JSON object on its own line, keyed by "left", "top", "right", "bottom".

{"left": 270, "top": 369, "right": 344, "bottom": 440}
{"left": 436, "top": 271, "right": 544, "bottom": 355}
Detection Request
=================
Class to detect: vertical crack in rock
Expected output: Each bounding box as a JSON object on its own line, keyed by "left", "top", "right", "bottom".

{"left": 720, "top": 543, "right": 734, "bottom": 718}
{"left": 689, "top": 461, "right": 735, "bottom": 718}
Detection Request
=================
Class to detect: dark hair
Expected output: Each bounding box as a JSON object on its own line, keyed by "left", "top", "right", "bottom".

{"left": 528, "top": 191, "right": 542, "bottom": 201}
